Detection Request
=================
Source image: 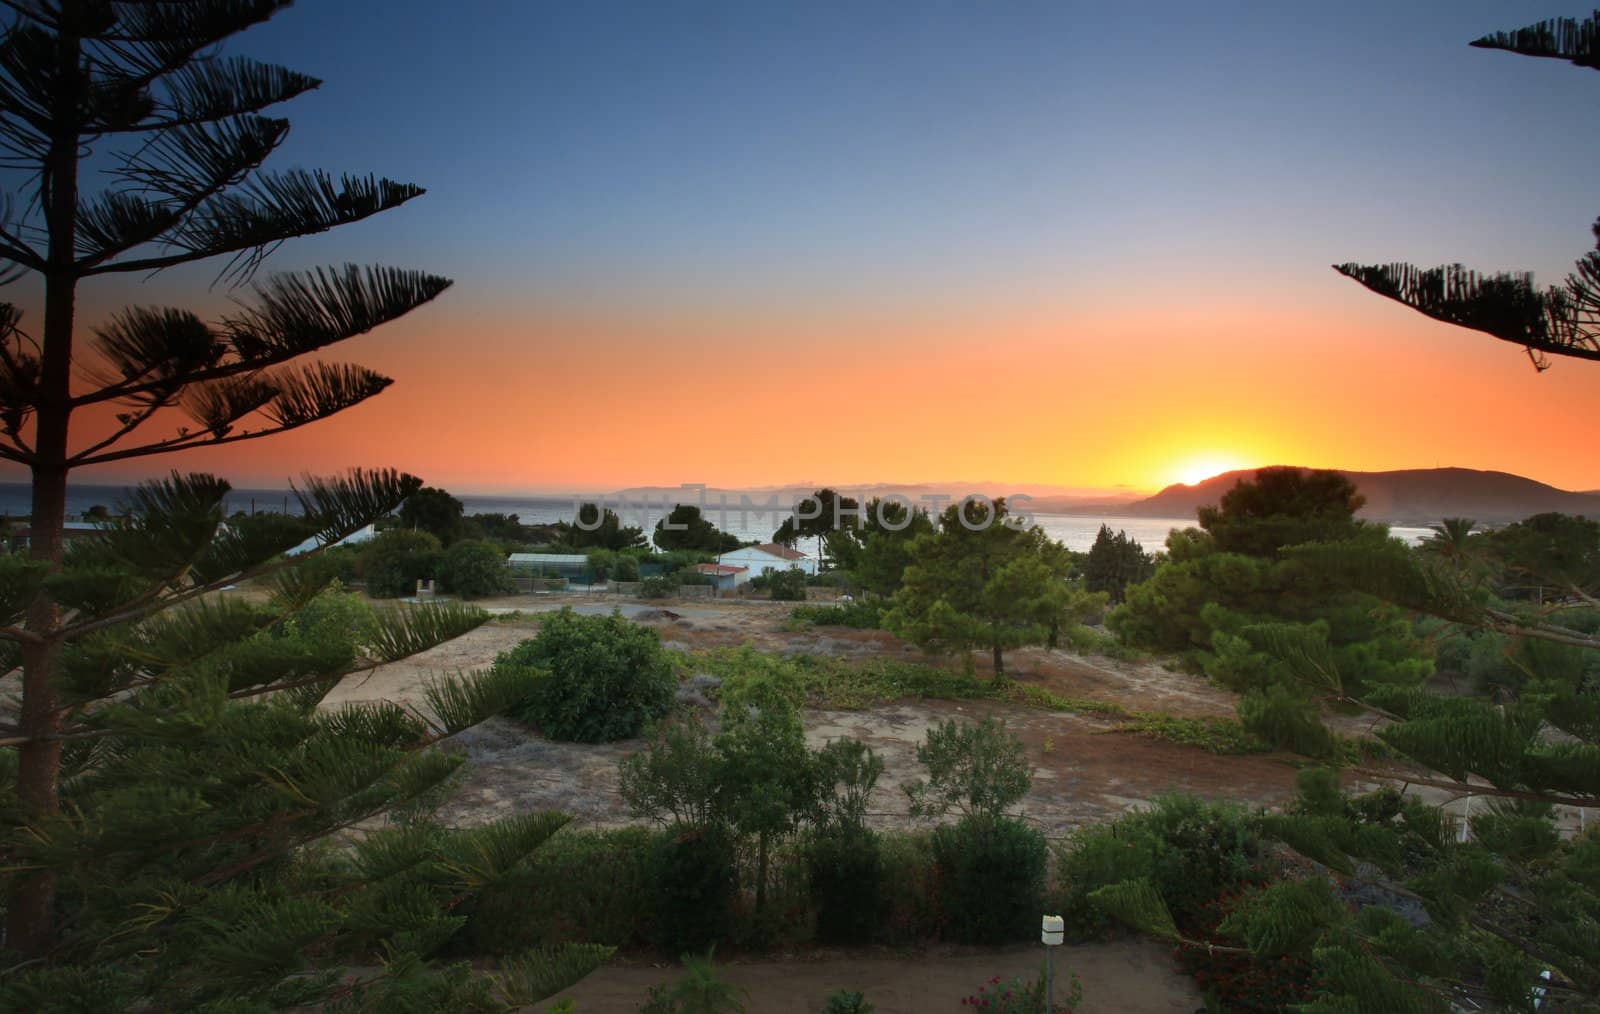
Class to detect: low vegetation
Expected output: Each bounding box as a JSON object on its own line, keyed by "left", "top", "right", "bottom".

{"left": 497, "top": 608, "right": 676, "bottom": 742}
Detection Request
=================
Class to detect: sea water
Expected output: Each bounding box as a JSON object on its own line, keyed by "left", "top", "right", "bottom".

{"left": 0, "top": 482, "right": 1432, "bottom": 549}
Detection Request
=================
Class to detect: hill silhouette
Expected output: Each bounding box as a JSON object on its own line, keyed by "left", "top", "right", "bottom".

{"left": 1124, "top": 467, "right": 1600, "bottom": 526}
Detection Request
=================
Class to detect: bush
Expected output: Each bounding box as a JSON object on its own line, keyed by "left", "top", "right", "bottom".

{"left": 640, "top": 574, "right": 680, "bottom": 599}
{"left": 766, "top": 567, "right": 809, "bottom": 601}
{"left": 822, "top": 990, "right": 874, "bottom": 1013}
{"left": 640, "top": 948, "right": 747, "bottom": 1014}
{"left": 458, "top": 827, "right": 659, "bottom": 953}
{"left": 879, "top": 831, "right": 944, "bottom": 943}
{"left": 437, "top": 538, "right": 515, "bottom": 598}
{"left": 1056, "top": 795, "right": 1263, "bottom": 939}
{"left": 903, "top": 716, "right": 1032, "bottom": 824}
{"left": 1237, "top": 684, "right": 1334, "bottom": 756}
{"left": 611, "top": 554, "right": 641, "bottom": 582}
{"left": 359, "top": 528, "right": 443, "bottom": 598}
{"left": 932, "top": 817, "right": 1049, "bottom": 944}
{"left": 652, "top": 826, "right": 738, "bottom": 956}
{"left": 808, "top": 827, "right": 884, "bottom": 945}
{"left": 791, "top": 600, "right": 882, "bottom": 629}
{"left": 500, "top": 608, "right": 675, "bottom": 742}
{"left": 279, "top": 583, "right": 380, "bottom": 657}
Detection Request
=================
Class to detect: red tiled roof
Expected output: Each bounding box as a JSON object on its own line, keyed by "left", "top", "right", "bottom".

{"left": 694, "top": 563, "right": 748, "bottom": 576}
{"left": 754, "top": 542, "right": 807, "bottom": 560}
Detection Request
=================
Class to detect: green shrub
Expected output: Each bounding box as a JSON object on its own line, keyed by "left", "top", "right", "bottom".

{"left": 437, "top": 538, "right": 515, "bottom": 598}
{"left": 807, "top": 827, "right": 883, "bottom": 945}
{"left": 611, "top": 554, "right": 642, "bottom": 582}
{"left": 903, "top": 716, "right": 1032, "bottom": 824}
{"left": 279, "top": 583, "right": 379, "bottom": 656}
{"left": 1056, "top": 795, "right": 1263, "bottom": 939}
{"left": 791, "top": 600, "right": 882, "bottom": 628}
{"left": 458, "top": 827, "right": 658, "bottom": 953}
{"left": 1237, "top": 684, "right": 1334, "bottom": 756}
{"left": 878, "top": 831, "right": 944, "bottom": 943}
{"left": 359, "top": 528, "right": 443, "bottom": 598}
{"left": 1116, "top": 712, "right": 1268, "bottom": 755}
{"left": 619, "top": 717, "right": 727, "bottom": 829}
{"left": 766, "top": 567, "right": 809, "bottom": 601}
{"left": 932, "top": 817, "right": 1049, "bottom": 944}
{"left": 822, "top": 990, "right": 874, "bottom": 1013}
{"left": 651, "top": 827, "right": 738, "bottom": 956}
{"left": 639, "top": 948, "right": 747, "bottom": 1014}
{"left": 500, "top": 608, "right": 675, "bottom": 742}
{"left": 640, "top": 574, "right": 680, "bottom": 598}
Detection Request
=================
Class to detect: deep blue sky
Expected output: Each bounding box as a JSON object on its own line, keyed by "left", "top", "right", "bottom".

{"left": 233, "top": 1, "right": 1600, "bottom": 297}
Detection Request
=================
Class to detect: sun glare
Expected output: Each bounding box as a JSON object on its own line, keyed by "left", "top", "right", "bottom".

{"left": 1173, "top": 457, "right": 1247, "bottom": 487}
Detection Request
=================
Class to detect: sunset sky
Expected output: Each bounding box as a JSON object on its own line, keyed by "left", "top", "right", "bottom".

{"left": 8, "top": 1, "right": 1600, "bottom": 495}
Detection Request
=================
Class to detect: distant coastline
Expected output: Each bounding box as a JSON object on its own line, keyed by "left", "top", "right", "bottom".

{"left": 0, "top": 481, "right": 1436, "bottom": 551}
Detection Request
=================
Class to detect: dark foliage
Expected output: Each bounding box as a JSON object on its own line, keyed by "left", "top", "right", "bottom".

{"left": 500, "top": 608, "right": 675, "bottom": 742}
{"left": 931, "top": 817, "right": 1049, "bottom": 945}
{"left": 651, "top": 826, "right": 738, "bottom": 956}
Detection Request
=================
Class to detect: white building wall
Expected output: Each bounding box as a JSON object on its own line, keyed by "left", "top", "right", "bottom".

{"left": 719, "top": 546, "right": 817, "bottom": 583}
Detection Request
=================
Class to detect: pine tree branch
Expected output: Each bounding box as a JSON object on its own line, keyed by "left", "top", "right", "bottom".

{"left": 0, "top": 625, "right": 43, "bottom": 646}
{"left": 71, "top": 379, "right": 390, "bottom": 466}
{"left": 71, "top": 266, "right": 450, "bottom": 408}
{"left": 65, "top": 399, "right": 168, "bottom": 464}
{"left": 1470, "top": 12, "right": 1600, "bottom": 69}
{"left": 1353, "top": 767, "right": 1600, "bottom": 809}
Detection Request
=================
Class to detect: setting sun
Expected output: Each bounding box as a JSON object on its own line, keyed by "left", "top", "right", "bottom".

{"left": 1172, "top": 456, "right": 1251, "bottom": 487}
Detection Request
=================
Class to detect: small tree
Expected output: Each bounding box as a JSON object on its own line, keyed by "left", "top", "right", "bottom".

{"left": 765, "top": 565, "right": 808, "bottom": 601}
{"left": 438, "top": 537, "right": 515, "bottom": 598}
{"left": 566, "top": 502, "right": 647, "bottom": 550}
{"left": 653, "top": 504, "right": 741, "bottom": 554}
{"left": 716, "top": 673, "right": 814, "bottom": 918}
{"left": 883, "top": 498, "right": 1076, "bottom": 680}
{"left": 902, "top": 716, "right": 1032, "bottom": 827}
{"left": 359, "top": 527, "right": 444, "bottom": 598}
{"left": 808, "top": 739, "right": 886, "bottom": 944}
{"left": 772, "top": 487, "right": 859, "bottom": 569}
{"left": 902, "top": 716, "right": 1046, "bottom": 944}
{"left": 840, "top": 497, "right": 935, "bottom": 597}
{"left": 1083, "top": 524, "right": 1156, "bottom": 604}
{"left": 399, "top": 486, "right": 466, "bottom": 543}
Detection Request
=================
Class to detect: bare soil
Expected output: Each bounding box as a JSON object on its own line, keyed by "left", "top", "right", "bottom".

{"left": 537, "top": 939, "right": 1200, "bottom": 1013}
{"left": 323, "top": 591, "right": 1308, "bottom": 835}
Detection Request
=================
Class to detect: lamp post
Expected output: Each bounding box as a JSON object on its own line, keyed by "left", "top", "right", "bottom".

{"left": 1042, "top": 914, "right": 1064, "bottom": 1011}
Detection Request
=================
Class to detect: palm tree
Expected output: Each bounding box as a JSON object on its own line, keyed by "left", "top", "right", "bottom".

{"left": 1421, "top": 516, "right": 1479, "bottom": 568}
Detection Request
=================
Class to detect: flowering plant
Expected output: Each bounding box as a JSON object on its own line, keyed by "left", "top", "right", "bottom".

{"left": 959, "top": 971, "right": 1082, "bottom": 1013}
{"left": 1174, "top": 884, "right": 1313, "bottom": 1011}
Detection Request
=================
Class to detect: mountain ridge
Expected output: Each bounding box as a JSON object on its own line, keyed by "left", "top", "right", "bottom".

{"left": 1119, "top": 466, "right": 1600, "bottom": 526}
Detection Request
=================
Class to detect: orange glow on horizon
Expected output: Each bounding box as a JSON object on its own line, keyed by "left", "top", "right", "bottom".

{"left": 7, "top": 279, "right": 1599, "bottom": 498}
{"left": 1170, "top": 455, "right": 1252, "bottom": 488}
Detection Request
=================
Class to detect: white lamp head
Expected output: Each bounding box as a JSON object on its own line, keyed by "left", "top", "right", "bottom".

{"left": 1041, "top": 914, "right": 1064, "bottom": 946}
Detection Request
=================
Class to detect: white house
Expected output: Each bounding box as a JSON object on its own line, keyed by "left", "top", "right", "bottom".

{"left": 718, "top": 542, "right": 816, "bottom": 585}
{"left": 692, "top": 562, "right": 747, "bottom": 591}
{"left": 284, "top": 522, "right": 376, "bottom": 557}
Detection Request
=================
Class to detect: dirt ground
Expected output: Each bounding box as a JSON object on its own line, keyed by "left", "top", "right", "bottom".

{"left": 322, "top": 590, "right": 1309, "bottom": 835}
{"left": 537, "top": 939, "right": 1201, "bottom": 1013}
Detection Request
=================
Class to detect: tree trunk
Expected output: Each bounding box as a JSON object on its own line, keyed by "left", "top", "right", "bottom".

{"left": 992, "top": 641, "right": 1005, "bottom": 682}
{"left": 8, "top": 19, "right": 82, "bottom": 955}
